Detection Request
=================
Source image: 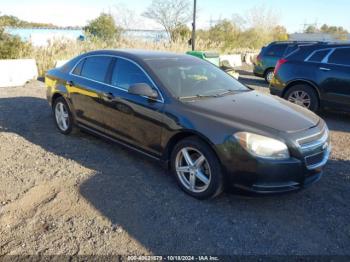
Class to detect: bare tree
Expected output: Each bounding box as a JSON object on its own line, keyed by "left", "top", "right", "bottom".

{"left": 113, "top": 1, "right": 140, "bottom": 29}
{"left": 142, "top": 0, "right": 192, "bottom": 42}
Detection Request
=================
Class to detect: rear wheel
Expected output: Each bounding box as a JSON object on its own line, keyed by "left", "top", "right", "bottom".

{"left": 264, "top": 69, "right": 275, "bottom": 84}
{"left": 171, "top": 137, "right": 225, "bottom": 200}
{"left": 284, "top": 85, "right": 319, "bottom": 112}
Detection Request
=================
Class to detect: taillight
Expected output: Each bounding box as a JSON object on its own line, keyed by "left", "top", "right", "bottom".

{"left": 256, "top": 54, "right": 262, "bottom": 62}
{"left": 274, "top": 59, "right": 287, "bottom": 74}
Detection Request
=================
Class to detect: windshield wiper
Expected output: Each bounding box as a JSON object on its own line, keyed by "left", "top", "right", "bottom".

{"left": 179, "top": 94, "right": 219, "bottom": 100}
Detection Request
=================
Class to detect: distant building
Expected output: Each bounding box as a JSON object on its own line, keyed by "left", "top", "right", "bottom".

{"left": 5, "top": 27, "right": 169, "bottom": 46}
{"left": 289, "top": 33, "right": 350, "bottom": 42}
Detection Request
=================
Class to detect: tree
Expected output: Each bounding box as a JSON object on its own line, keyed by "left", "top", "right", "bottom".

{"left": 304, "top": 25, "right": 319, "bottom": 33}
{"left": 0, "top": 14, "right": 58, "bottom": 28}
{"left": 320, "top": 24, "right": 348, "bottom": 40}
{"left": 171, "top": 24, "right": 191, "bottom": 42}
{"left": 142, "top": 0, "right": 192, "bottom": 42}
{"left": 207, "top": 20, "right": 241, "bottom": 50}
{"left": 271, "top": 25, "right": 289, "bottom": 41}
{"left": 84, "top": 13, "right": 122, "bottom": 41}
{"left": 0, "top": 27, "right": 32, "bottom": 59}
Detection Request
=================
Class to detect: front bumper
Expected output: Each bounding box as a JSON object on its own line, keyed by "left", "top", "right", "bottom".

{"left": 217, "top": 134, "right": 330, "bottom": 194}
{"left": 228, "top": 157, "right": 326, "bottom": 194}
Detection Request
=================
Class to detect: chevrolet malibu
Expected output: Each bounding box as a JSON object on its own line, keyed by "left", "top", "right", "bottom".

{"left": 45, "top": 50, "right": 331, "bottom": 199}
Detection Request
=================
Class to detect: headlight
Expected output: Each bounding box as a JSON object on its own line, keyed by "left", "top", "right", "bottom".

{"left": 234, "top": 132, "right": 290, "bottom": 160}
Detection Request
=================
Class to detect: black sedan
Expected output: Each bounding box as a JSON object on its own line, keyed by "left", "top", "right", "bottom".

{"left": 45, "top": 50, "right": 331, "bottom": 199}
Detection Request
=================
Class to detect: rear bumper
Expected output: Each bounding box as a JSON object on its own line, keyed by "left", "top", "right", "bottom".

{"left": 253, "top": 66, "right": 264, "bottom": 78}
{"left": 269, "top": 86, "right": 283, "bottom": 97}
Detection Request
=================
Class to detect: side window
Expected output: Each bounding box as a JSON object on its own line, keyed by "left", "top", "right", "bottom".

{"left": 111, "top": 59, "right": 154, "bottom": 91}
{"left": 307, "top": 50, "right": 330, "bottom": 63}
{"left": 80, "top": 56, "right": 113, "bottom": 82}
{"left": 72, "top": 59, "right": 85, "bottom": 75}
{"left": 328, "top": 48, "right": 350, "bottom": 66}
{"left": 266, "top": 44, "right": 287, "bottom": 56}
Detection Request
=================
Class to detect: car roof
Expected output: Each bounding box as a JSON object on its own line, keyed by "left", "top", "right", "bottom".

{"left": 82, "top": 49, "right": 187, "bottom": 60}
{"left": 286, "top": 43, "right": 350, "bottom": 60}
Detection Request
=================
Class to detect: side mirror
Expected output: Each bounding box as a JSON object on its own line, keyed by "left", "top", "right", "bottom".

{"left": 128, "top": 83, "right": 158, "bottom": 99}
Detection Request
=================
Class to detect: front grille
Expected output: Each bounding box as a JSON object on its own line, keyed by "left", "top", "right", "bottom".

{"left": 305, "top": 151, "right": 325, "bottom": 167}
{"left": 297, "top": 126, "right": 329, "bottom": 153}
{"left": 296, "top": 125, "right": 331, "bottom": 170}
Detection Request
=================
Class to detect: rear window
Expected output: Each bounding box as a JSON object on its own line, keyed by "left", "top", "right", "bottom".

{"left": 307, "top": 50, "right": 330, "bottom": 63}
{"left": 328, "top": 48, "right": 350, "bottom": 66}
{"left": 80, "top": 56, "right": 113, "bottom": 82}
{"left": 265, "top": 44, "right": 288, "bottom": 57}
{"left": 283, "top": 45, "right": 298, "bottom": 57}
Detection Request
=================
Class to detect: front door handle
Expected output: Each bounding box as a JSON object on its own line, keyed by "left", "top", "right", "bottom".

{"left": 102, "top": 92, "right": 114, "bottom": 101}
{"left": 320, "top": 67, "right": 331, "bottom": 71}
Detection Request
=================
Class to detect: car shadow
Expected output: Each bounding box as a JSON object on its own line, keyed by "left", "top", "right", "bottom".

{"left": 1, "top": 96, "right": 350, "bottom": 255}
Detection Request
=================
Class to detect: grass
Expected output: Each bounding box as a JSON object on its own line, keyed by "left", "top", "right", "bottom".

{"left": 27, "top": 37, "right": 258, "bottom": 76}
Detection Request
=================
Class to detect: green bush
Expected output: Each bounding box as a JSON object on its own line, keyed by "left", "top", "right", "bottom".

{"left": 0, "top": 27, "right": 32, "bottom": 59}
{"left": 84, "top": 13, "right": 122, "bottom": 41}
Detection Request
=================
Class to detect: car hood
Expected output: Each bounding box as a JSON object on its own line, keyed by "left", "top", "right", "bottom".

{"left": 184, "top": 91, "right": 320, "bottom": 133}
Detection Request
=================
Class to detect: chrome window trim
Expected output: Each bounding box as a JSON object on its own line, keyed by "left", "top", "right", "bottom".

{"left": 69, "top": 54, "right": 165, "bottom": 103}
{"left": 304, "top": 48, "right": 333, "bottom": 63}
{"left": 325, "top": 47, "right": 350, "bottom": 67}
{"left": 304, "top": 46, "right": 350, "bottom": 67}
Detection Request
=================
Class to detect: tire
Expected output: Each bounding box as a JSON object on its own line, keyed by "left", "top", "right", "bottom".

{"left": 170, "top": 137, "right": 225, "bottom": 200}
{"left": 264, "top": 69, "right": 275, "bottom": 84}
{"left": 284, "top": 84, "right": 319, "bottom": 112}
{"left": 52, "top": 97, "right": 78, "bottom": 135}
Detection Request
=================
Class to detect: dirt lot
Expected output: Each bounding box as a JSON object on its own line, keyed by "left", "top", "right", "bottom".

{"left": 0, "top": 72, "right": 350, "bottom": 256}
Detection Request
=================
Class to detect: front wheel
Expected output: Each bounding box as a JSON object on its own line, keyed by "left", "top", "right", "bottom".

{"left": 171, "top": 137, "right": 225, "bottom": 200}
{"left": 53, "top": 97, "right": 77, "bottom": 135}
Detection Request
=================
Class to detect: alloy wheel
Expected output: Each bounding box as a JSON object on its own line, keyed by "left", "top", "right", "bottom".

{"left": 175, "top": 147, "right": 211, "bottom": 193}
{"left": 55, "top": 102, "right": 70, "bottom": 131}
{"left": 288, "top": 91, "right": 311, "bottom": 108}
{"left": 266, "top": 71, "right": 274, "bottom": 83}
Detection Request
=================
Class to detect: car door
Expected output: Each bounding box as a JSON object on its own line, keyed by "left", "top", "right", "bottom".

{"left": 100, "top": 57, "right": 165, "bottom": 156}
{"left": 319, "top": 47, "right": 350, "bottom": 107}
{"left": 68, "top": 56, "right": 114, "bottom": 131}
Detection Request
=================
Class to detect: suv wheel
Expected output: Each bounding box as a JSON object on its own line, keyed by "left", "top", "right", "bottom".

{"left": 284, "top": 85, "right": 319, "bottom": 112}
{"left": 171, "top": 137, "right": 225, "bottom": 200}
{"left": 53, "top": 97, "right": 77, "bottom": 135}
{"left": 264, "top": 69, "right": 274, "bottom": 84}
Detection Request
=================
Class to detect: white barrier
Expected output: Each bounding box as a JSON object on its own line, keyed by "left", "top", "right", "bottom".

{"left": 244, "top": 53, "right": 259, "bottom": 65}
{"left": 0, "top": 59, "right": 38, "bottom": 88}
{"left": 55, "top": 60, "right": 69, "bottom": 68}
{"left": 220, "top": 54, "right": 242, "bottom": 68}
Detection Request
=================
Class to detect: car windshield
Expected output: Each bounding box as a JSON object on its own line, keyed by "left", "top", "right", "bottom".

{"left": 145, "top": 57, "right": 249, "bottom": 99}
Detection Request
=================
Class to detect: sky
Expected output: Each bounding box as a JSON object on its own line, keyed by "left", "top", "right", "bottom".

{"left": 0, "top": 0, "right": 349, "bottom": 33}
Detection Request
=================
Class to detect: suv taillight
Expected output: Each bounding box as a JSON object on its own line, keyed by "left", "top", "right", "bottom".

{"left": 257, "top": 54, "right": 261, "bottom": 61}
{"left": 274, "top": 59, "right": 287, "bottom": 74}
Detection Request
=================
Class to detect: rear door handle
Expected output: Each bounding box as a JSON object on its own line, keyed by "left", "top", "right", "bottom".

{"left": 66, "top": 80, "right": 74, "bottom": 86}
{"left": 319, "top": 67, "right": 331, "bottom": 71}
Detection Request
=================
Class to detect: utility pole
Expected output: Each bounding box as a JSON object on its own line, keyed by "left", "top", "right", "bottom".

{"left": 191, "top": 0, "right": 197, "bottom": 51}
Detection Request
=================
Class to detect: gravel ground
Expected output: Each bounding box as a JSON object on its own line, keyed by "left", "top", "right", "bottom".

{"left": 0, "top": 72, "right": 350, "bottom": 256}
